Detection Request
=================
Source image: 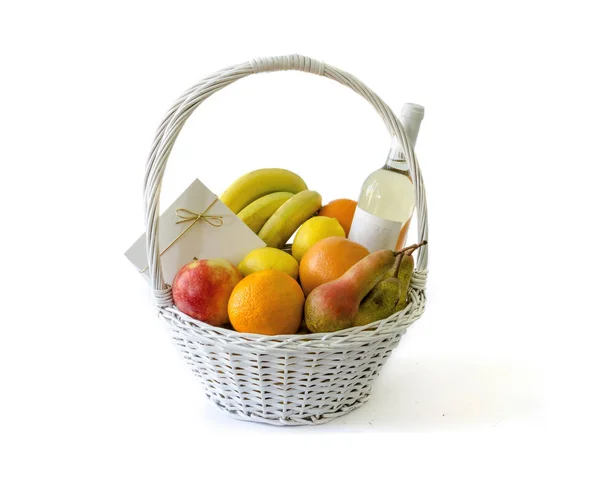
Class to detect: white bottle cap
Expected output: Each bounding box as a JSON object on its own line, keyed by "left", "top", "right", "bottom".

{"left": 399, "top": 103, "right": 425, "bottom": 148}
{"left": 400, "top": 103, "right": 425, "bottom": 122}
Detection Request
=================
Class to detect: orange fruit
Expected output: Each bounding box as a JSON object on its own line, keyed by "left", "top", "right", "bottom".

{"left": 228, "top": 269, "right": 304, "bottom": 335}
{"left": 299, "top": 236, "right": 369, "bottom": 296}
{"left": 318, "top": 199, "right": 358, "bottom": 237}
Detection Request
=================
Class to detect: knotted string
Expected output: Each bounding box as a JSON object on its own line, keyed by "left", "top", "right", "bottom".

{"left": 139, "top": 197, "right": 223, "bottom": 273}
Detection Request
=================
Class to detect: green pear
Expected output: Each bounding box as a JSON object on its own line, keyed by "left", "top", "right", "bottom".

{"left": 395, "top": 253, "right": 414, "bottom": 311}
{"left": 353, "top": 277, "right": 401, "bottom": 326}
{"left": 355, "top": 252, "right": 416, "bottom": 327}
{"left": 304, "top": 250, "right": 396, "bottom": 333}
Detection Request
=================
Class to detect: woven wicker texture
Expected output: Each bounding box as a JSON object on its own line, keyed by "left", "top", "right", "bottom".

{"left": 142, "top": 54, "right": 429, "bottom": 425}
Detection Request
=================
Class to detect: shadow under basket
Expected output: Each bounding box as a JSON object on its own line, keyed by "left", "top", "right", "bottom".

{"left": 142, "top": 54, "right": 429, "bottom": 426}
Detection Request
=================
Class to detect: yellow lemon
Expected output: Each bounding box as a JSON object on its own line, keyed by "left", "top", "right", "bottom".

{"left": 292, "top": 216, "right": 345, "bottom": 263}
{"left": 238, "top": 247, "right": 299, "bottom": 279}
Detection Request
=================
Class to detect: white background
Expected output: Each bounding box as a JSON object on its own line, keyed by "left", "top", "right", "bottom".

{"left": 1, "top": 1, "right": 599, "bottom": 477}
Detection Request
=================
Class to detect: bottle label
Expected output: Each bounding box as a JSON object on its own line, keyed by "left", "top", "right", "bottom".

{"left": 348, "top": 207, "right": 403, "bottom": 252}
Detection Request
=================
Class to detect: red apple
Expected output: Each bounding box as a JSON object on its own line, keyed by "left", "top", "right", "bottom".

{"left": 172, "top": 259, "right": 242, "bottom": 326}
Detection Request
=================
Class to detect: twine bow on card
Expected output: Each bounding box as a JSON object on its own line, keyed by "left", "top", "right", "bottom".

{"left": 139, "top": 197, "right": 223, "bottom": 273}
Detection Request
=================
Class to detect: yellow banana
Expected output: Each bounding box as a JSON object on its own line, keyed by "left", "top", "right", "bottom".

{"left": 220, "top": 168, "right": 308, "bottom": 214}
{"left": 237, "top": 191, "right": 295, "bottom": 234}
{"left": 258, "top": 190, "right": 322, "bottom": 248}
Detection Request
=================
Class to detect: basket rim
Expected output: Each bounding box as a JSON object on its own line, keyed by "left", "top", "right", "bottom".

{"left": 161, "top": 271, "right": 426, "bottom": 351}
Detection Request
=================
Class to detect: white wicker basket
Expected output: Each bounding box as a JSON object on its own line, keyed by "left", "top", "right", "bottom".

{"left": 143, "top": 54, "right": 429, "bottom": 426}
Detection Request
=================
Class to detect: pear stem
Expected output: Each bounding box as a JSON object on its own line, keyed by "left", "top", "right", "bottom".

{"left": 392, "top": 253, "right": 404, "bottom": 277}
{"left": 394, "top": 240, "right": 427, "bottom": 257}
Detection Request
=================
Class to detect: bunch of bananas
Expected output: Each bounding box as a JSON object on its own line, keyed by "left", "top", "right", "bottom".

{"left": 221, "top": 168, "right": 321, "bottom": 249}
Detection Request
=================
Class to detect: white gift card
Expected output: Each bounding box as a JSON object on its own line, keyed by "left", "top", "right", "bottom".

{"left": 125, "top": 179, "right": 266, "bottom": 285}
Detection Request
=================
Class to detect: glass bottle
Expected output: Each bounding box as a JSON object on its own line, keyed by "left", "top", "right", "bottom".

{"left": 348, "top": 103, "right": 424, "bottom": 251}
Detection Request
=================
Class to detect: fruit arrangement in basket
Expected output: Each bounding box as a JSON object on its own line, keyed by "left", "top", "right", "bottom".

{"left": 169, "top": 102, "right": 427, "bottom": 336}
{"left": 127, "top": 55, "right": 431, "bottom": 425}
{"left": 172, "top": 165, "right": 426, "bottom": 335}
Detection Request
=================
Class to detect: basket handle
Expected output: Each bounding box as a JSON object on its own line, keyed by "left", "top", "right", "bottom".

{"left": 144, "top": 54, "right": 429, "bottom": 307}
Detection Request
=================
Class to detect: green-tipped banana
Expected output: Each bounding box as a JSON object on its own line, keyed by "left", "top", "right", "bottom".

{"left": 258, "top": 190, "right": 322, "bottom": 248}
{"left": 221, "top": 168, "right": 308, "bottom": 214}
{"left": 237, "top": 191, "right": 295, "bottom": 233}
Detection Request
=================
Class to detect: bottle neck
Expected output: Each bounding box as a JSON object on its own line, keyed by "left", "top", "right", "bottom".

{"left": 384, "top": 105, "right": 423, "bottom": 172}
{"left": 384, "top": 154, "right": 411, "bottom": 173}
